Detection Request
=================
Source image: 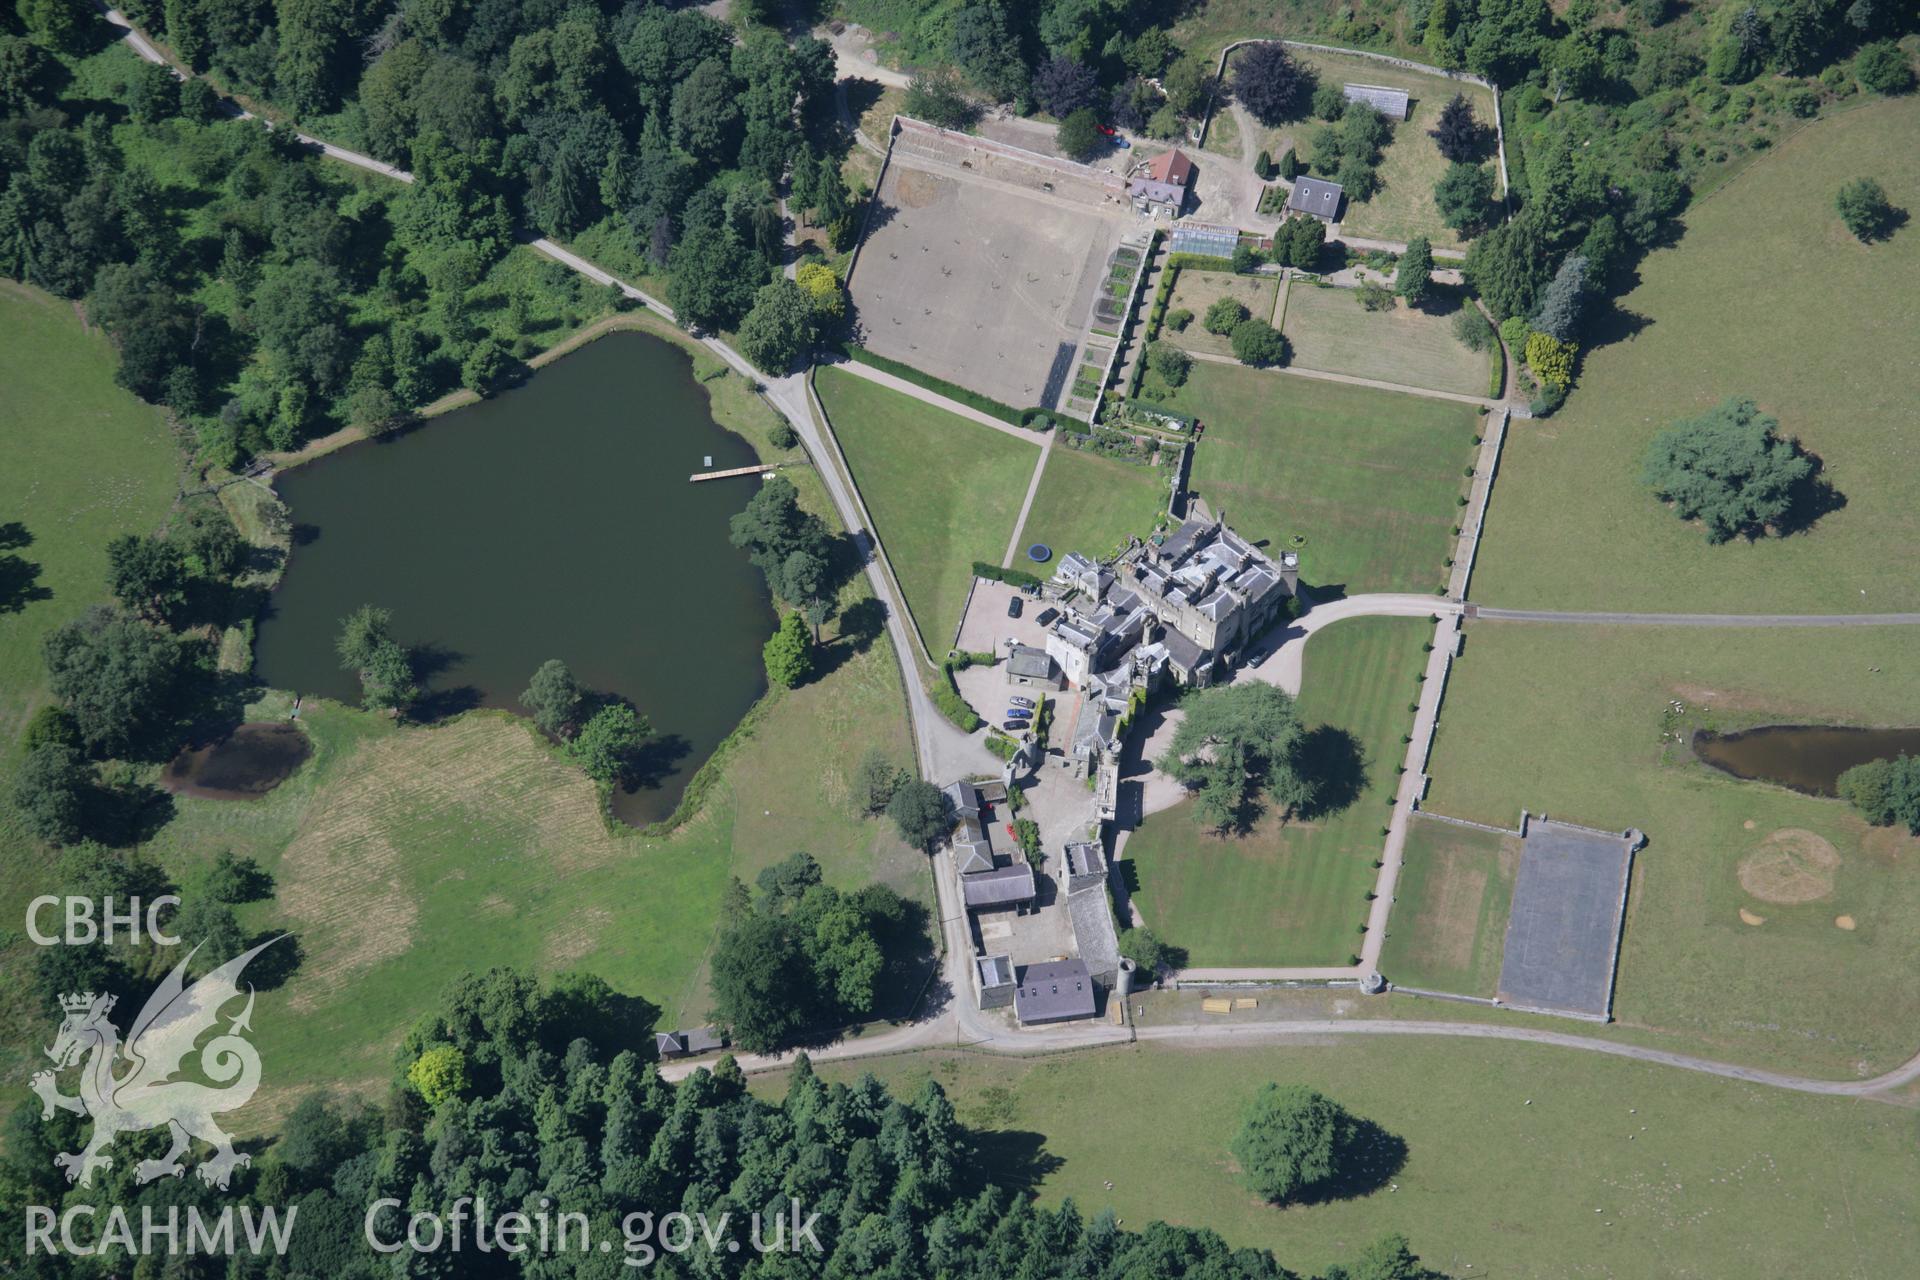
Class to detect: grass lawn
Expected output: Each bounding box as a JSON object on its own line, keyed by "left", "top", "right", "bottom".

{"left": 1151, "top": 360, "right": 1479, "bottom": 594}
{"left": 146, "top": 607, "right": 925, "bottom": 1129}
{"left": 1016, "top": 444, "right": 1170, "bottom": 563}
{"left": 1473, "top": 96, "right": 1920, "bottom": 613}
{"left": 1127, "top": 617, "right": 1428, "bottom": 966}
{"left": 1163, "top": 268, "right": 1280, "bottom": 358}
{"left": 816, "top": 365, "right": 1039, "bottom": 648}
{"left": 1378, "top": 816, "right": 1517, "bottom": 997}
{"left": 1425, "top": 620, "right": 1920, "bottom": 1076}
{"left": 1280, "top": 282, "right": 1489, "bottom": 397}
{"left": 1289, "top": 48, "right": 1501, "bottom": 251}
{"left": 0, "top": 286, "right": 182, "bottom": 1072}
{"left": 775, "top": 1036, "right": 1920, "bottom": 1279}
{"left": 1201, "top": 101, "right": 1242, "bottom": 159}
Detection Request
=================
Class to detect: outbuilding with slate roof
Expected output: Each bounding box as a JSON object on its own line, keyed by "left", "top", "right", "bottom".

{"left": 1286, "top": 175, "right": 1344, "bottom": 223}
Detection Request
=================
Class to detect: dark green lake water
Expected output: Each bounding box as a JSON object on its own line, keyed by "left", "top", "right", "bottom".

{"left": 1692, "top": 725, "right": 1920, "bottom": 796}
{"left": 254, "top": 331, "right": 774, "bottom": 825}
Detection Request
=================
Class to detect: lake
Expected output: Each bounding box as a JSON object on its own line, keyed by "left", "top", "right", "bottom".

{"left": 1692, "top": 725, "right": 1920, "bottom": 796}
{"left": 253, "top": 331, "right": 774, "bottom": 825}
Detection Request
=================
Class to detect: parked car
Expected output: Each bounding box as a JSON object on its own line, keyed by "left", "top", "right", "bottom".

{"left": 1010, "top": 695, "right": 1036, "bottom": 710}
{"left": 1006, "top": 596, "right": 1023, "bottom": 619}
{"left": 1006, "top": 709, "right": 1032, "bottom": 721}
{"left": 1036, "top": 607, "right": 1059, "bottom": 627}
{"left": 1001, "top": 721, "right": 1028, "bottom": 733}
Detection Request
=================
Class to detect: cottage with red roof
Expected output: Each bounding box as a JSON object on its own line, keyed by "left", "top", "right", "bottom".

{"left": 1128, "top": 148, "right": 1194, "bottom": 218}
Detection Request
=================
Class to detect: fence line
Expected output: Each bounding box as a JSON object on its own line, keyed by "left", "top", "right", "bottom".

{"left": 1410, "top": 808, "right": 1521, "bottom": 838}
{"left": 804, "top": 374, "right": 940, "bottom": 670}
{"left": 1388, "top": 985, "right": 1502, "bottom": 1008}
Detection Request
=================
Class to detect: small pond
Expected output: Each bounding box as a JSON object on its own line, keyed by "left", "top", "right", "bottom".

{"left": 253, "top": 332, "right": 774, "bottom": 825}
{"left": 1691, "top": 725, "right": 1920, "bottom": 796}
{"left": 163, "top": 722, "right": 313, "bottom": 799}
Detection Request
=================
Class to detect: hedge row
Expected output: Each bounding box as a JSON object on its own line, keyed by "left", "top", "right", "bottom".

{"left": 1166, "top": 252, "right": 1236, "bottom": 272}
{"left": 973, "top": 561, "right": 1045, "bottom": 589}
{"left": 934, "top": 662, "right": 983, "bottom": 732}
{"left": 840, "top": 345, "right": 1025, "bottom": 426}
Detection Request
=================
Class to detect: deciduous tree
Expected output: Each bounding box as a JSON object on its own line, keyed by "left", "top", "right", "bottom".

{"left": 521, "top": 658, "right": 586, "bottom": 737}
{"left": 1230, "top": 318, "right": 1289, "bottom": 367}
{"left": 1233, "top": 42, "right": 1315, "bottom": 125}
{"left": 887, "top": 779, "right": 953, "bottom": 850}
{"left": 1203, "top": 296, "right": 1249, "bottom": 334}
{"left": 1641, "top": 397, "right": 1814, "bottom": 542}
{"left": 1836, "top": 756, "right": 1920, "bottom": 833}
{"left": 12, "top": 744, "right": 91, "bottom": 844}
{"left": 104, "top": 534, "right": 186, "bottom": 622}
{"left": 1056, "top": 107, "right": 1104, "bottom": 161}
{"left": 1395, "top": 236, "right": 1434, "bottom": 306}
{"left": 1835, "top": 177, "right": 1898, "bottom": 242}
{"left": 762, "top": 610, "right": 813, "bottom": 689}
{"left": 43, "top": 606, "right": 186, "bottom": 757}
{"left": 1230, "top": 1083, "right": 1347, "bottom": 1204}
{"left": 1157, "top": 682, "right": 1311, "bottom": 829}
{"left": 737, "top": 278, "right": 818, "bottom": 375}
{"left": 568, "top": 703, "right": 651, "bottom": 784}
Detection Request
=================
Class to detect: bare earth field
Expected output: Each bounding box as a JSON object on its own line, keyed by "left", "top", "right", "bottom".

{"left": 849, "top": 140, "right": 1127, "bottom": 409}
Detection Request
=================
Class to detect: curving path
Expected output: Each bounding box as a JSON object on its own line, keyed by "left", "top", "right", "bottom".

{"left": 662, "top": 1001, "right": 1920, "bottom": 1100}
{"left": 108, "top": 8, "right": 1920, "bottom": 1101}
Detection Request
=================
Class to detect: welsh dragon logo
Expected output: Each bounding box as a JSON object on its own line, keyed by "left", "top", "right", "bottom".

{"left": 31, "top": 937, "right": 282, "bottom": 1190}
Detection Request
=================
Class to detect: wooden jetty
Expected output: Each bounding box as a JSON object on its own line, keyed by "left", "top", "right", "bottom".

{"left": 689, "top": 463, "right": 782, "bottom": 483}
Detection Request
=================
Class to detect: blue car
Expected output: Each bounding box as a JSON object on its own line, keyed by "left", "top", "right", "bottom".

{"left": 1006, "top": 708, "right": 1033, "bottom": 721}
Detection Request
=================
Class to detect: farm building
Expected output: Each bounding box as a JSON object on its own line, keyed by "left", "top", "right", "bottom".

{"left": 1286, "top": 176, "right": 1344, "bottom": 223}
{"left": 1343, "top": 83, "right": 1410, "bottom": 119}
{"left": 963, "top": 859, "right": 1038, "bottom": 914}
{"left": 1013, "top": 958, "right": 1098, "bottom": 1025}
{"left": 976, "top": 955, "right": 1016, "bottom": 1009}
{"left": 655, "top": 1027, "right": 727, "bottom": 1059}
{"left": 1128, "top": 148, "right": 1195, "bottom": 217}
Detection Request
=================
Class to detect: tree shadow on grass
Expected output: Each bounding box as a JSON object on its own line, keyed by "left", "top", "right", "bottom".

{"left": 1583, "top": 299, "right": 1654, "bottom": 354}
{"left": 243, "top": 931, "right": 304, "bottom": 992}
{"left": 964, "top": 1129, "right": 1065, "bottom": 1199}
{"left": 1289, "top": 1115, "right": 1410, "bottom": 1206}
{"left": 841, "top": 77, "right": 886, "bottom": 123}
{"left": 88, "top": 777, "right": 177, "bottom": 848}
{"left": 1295, "top": 724, "right": 1368, "bottom": 821}
{"left": 0, "top": 536, "right": 51, "bottom": 614}
{"left": 1772, "top": 446, "right": 1847, "bottom": 538}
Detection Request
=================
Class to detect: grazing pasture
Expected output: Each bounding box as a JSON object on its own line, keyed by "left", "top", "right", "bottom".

{"left": 1473, "top": 97, "right": 1920, "bottom": 613}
